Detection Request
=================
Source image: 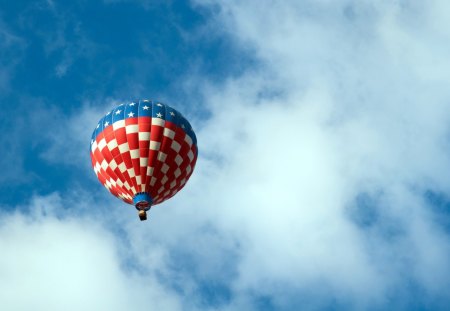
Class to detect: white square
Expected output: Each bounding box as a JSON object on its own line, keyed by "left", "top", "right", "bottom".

{"left": 150, "top": 141, "right": 161, "bottom": 150}
{"left": 146, "top": 166, "right": 154, "bottom": 176}
{"left": 113, "top": 120, "right": 125, "bottom": 130}
{"left": 186, "top": 165, "right": 192, "bottom": 174}
{"left": 98, "top": 138, "right": 107, "bottom": 151}
{"left": 118, "top": 143, "right": 129, "bottom": 153}
{"left": 140, "top": 157, "right": 148, "bottom": 167}
{"left": 139, "top": 132, "right": 150, "bottom": 141}
{"left": 170, "top": 180, "right": 177, "bottom": 189}
{"left": 184, "top": 134, "right": 193, "bottom": 147}
{"left": 175, "top": 154, "right": 183, "bottom": 166}
{"left": 171, "top": 140, "right": 181, "bottom": 153}
{"left": 91, "top": 141, "right": 98, "bottom": 152}
{"left": 101, "top": 160, "right": 108, "bottom": 171}
{"left": 161, "top": 175, "right": 168, "bottom": 184}
{"left": 130, "top": 149, "right": 139, "bottom": 159}
{"left": 150, "top": 176, "right": 157, "bottom": 186}
{"left": 174, "top": 168, "right": 181, "bottom": 178}
{"left": 161, "top": 163, "right": 169, "bottom": 174}
{"left": 187, "top": 150, "right": 194, "bottom": 161}
{"left": 126, "top": 124, "right": 139, "bottom": 134}
{"left": 163, "top": 128, "right": 175, "bottom": 139}
{"left": 158, "top": 152, "right": 167, "bottom": 162}
{"left": 127, "top": 168, "right": 136, "bottom": 178}
{"left": 109, "top": 159, "right": 117, "bottom": 170}
{"left": 118, "top": 162, "right": 127, "bottom": 173}
{"left": 107, "top": 139, "right": 118, "bottom": 150}
{"left": 152, "top": 118, "right": 165, "bottom": 127}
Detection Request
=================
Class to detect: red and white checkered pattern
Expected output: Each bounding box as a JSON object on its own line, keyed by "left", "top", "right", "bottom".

{"left": 90, "top": 114, "right": 198, "bottom": 206}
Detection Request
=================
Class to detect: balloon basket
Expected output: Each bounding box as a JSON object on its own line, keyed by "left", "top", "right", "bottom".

{"left": 138, "top": 210, "right": 147, "bottom": 221}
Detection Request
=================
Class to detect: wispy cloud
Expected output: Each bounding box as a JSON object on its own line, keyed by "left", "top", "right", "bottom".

{"left": 0, "top": 18, "right": 25, "bottom": 92}
{"left": 103, "top": 0, "right": 171, "bottom": 10}
{"left": 17, "top": 1, "right": 99, "bottom": 78}
{"left": 38, "top": 99, "right": 116, "bottom": 170}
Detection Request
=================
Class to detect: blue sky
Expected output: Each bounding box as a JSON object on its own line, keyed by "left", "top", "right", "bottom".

{"left": 1, "top": 1, "right": 450, "bottom": 310}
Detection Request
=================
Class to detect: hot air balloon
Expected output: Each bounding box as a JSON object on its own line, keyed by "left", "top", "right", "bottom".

{"left": 90, "top": 99, "right": 198, "bottom": 221}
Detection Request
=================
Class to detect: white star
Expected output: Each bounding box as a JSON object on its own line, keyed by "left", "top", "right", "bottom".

{"left": 128, "top": 112, "right": 135, "bottom": 117}
{"left": 106, "top": 112, "right": 110, "bottom": 115}
{"left": 115, "top": 109, "right": 121, "bottom": 115}
{"left": 156, "top": 112, "right": 163, "bottom": 118}
{"left": 169, "top": 111, "right": 175, "bottom": 116}
{"left": 130, "top": 102, "right": 136, "bottom": 106}
{"left": 181, "top": 124, "right": 185, "bottom": 129}
{"left": 143, "top": 105, "right": 149, "bottom": 110}
{"left": 91, "top": 139, "right": 94, "bottom": 145}
{"left": 143, "top": 99, "right": 149, "bottom": 102}
{"left": 96, "top": 124, "right": 100, "bottom": 129}
{"left": 156, "top": 103, "right": 163, "bottom": 107}
{"left": 104, "top": 121, "right": 110, "bottom": 126}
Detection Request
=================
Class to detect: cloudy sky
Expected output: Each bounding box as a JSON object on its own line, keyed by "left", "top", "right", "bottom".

{"left": 1, "top": 0, "right": 450, "bottom": 310}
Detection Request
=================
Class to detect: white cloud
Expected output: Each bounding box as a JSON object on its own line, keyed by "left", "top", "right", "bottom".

{"left": 0, "top": 194, "right": 183, "bottom": 311}
{"left": 182, "top": 0, "right": 450, "bottom": 309}
{"left": 33, "top": 0, "right": 450, "bottom": 310}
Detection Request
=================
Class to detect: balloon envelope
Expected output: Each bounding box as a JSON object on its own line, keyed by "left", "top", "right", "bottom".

{"left": 90, "top": 100, "right": 198, "bottom": 213}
